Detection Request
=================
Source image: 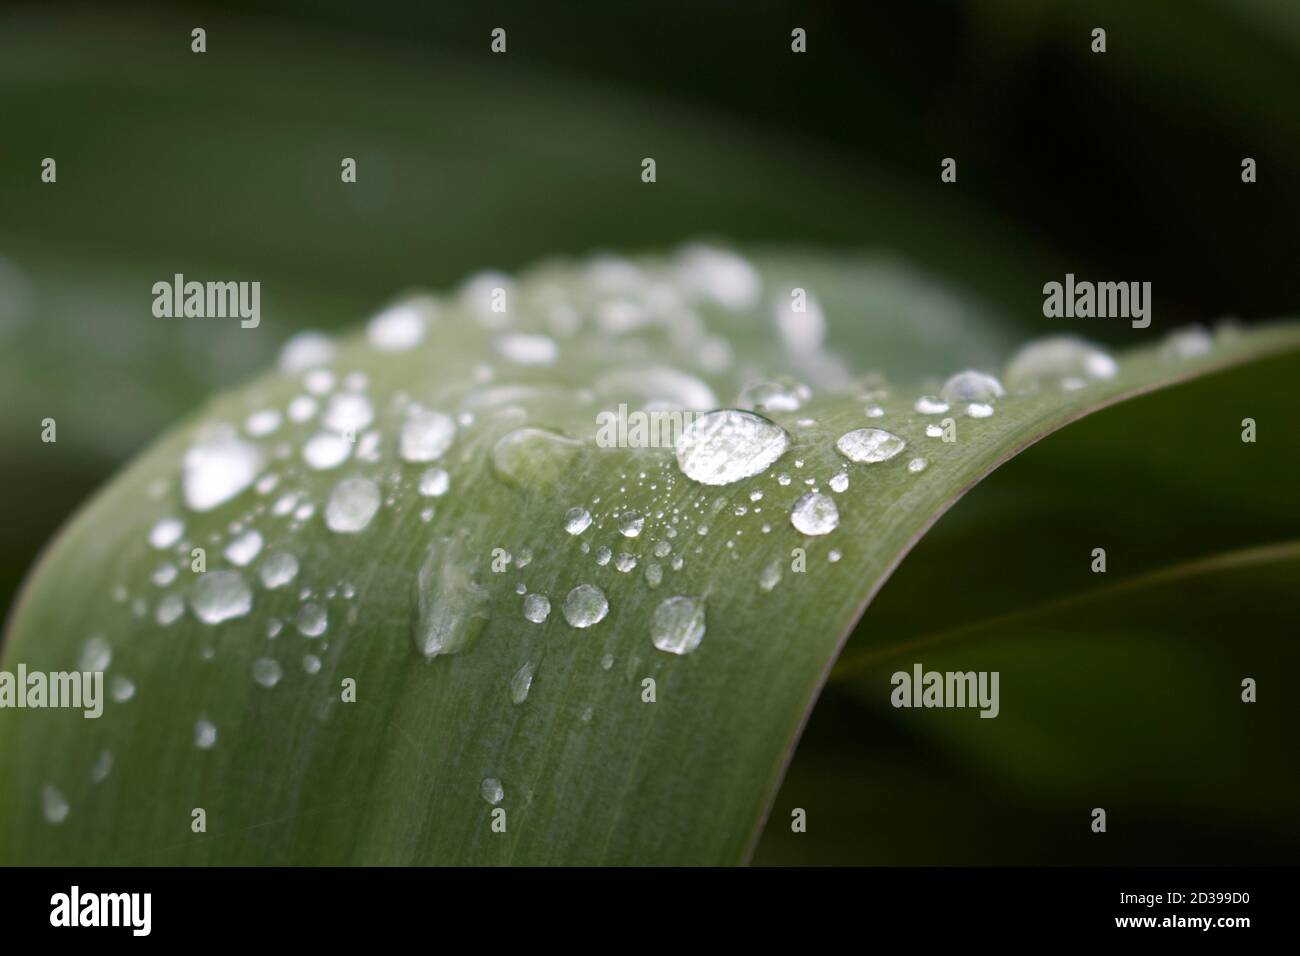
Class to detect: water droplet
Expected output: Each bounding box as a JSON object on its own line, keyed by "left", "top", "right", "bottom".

{"left": 650, "top": 595, "right": 707, "bottom": 655}
{"left": 325, "top": 477, "right": 381, "bottom": 533}
{"left": 914, "top": 395, "right": 949, "bottom": 414}
{"left": 480, "top": 777, "right": 504, "bottom": 805}
{"left": 194, "top": 718, "right": 218, "bottom": 750}
{"left": 864, "top": 404, "right": 885, "bottom": 418}
{"left": 925, "top": 424, "right": 944, "bottom": 438}
{"left": 1004, "top": 335, "right": 1117, "bottom": 391}
{"left": 615, "top": 553, "right": 638, "bottom": 573}
{"left": 645, "top": 562, "right": 663, "bottom": 587}
{"left": 564, "top": 507, "right": 592, "bottom": 535}
{"left": 399, "top": 408, "right": 456, "bottom": 462}
{"left": 303, "top": 431, "right": 353, "bottom": 470}
{"left": 288, "top": 395, "right": 318, "bottom": 423}
{"left": 91, "top": 749, "right": 113, "bottom": 784}
{"left": 1162, "top": 325, "right": 1214, "bottom": 359}
{"left": 278, "top": 331, "right": 336, "bottom": 372}
{"left": 940, "top": 370, "right": 1004, "bottom": 404}
{"left": 413, "top": 535, "right": 490, "bottom": 657}
{"left": 155, "top": 594, "right": 185, "bottom": 626}
{"left": 322, "top": 392, "right": 374, "bottom": 434}
{"left": 907, "top": 457, "right": 928, "bottom": 473}
{"left": 418, "top": 468, "right": 450, "bottom": 497}
{"left": 190, "top": 571, "right": 252, "bottom": 624}
{"left": 183, "top": 427, "right": 265, "bottom": 512}
{"left": 828, "top": 549, "right": 842, "bottom": 563}
{"left": 252, "top": 657, "right": 283, "bottom": 688}
{"left": 302, "top": 654, "right": 322, "bottom": 674}
{"left": 563, "top": 584, "right": 609, "bottom": 628}
{"left": 496, "top": 332, "right": 559, "bottom": 365}
{"left": 296, "top": 603, "right": 328, "bottom": 638}
{"left": 111, "top": 676, "right": 136, "bottom": 702}
{"left": 42, "top": 784, "right": 68, "bottom": 824}
{"left": 523, "top": 593, "right": 551, "bottom": 623}
{"left": 836, "top": 427, "right": 906, "bottom": 463}
{"left": 790, "top": 491, "right": 839, "bottom": 536}
{"left": 79, "top": 634, "right": 112, "bottom": 671}
{"left": 675, "top": 410, "right": 789, "bottom": 486}
{"left": 245, "top": 408, "right": 282, "bottom": 437}
{"left": 759, "top": 559, "right": 782, "bottom": 592}
{"left": 224, "top": 529, "right": 263, "bottom": 567}
{"left": 259, "top": 552, "right": 299, "bottom": 589}
{"left": 600, "top": 653, "right": 614, "bottom": 670}
{"left": 152, "top": 562, "right": 178, "bottom": 587}
{"left": 595, "top": 545, "right": 612, "bottom": 566}
{"left": 829, "top": 472, "right": 849, "bottom": 493}
{"left": 595, "top": 366, "right": 718, "bottom": 411}
{"left": 965, "top": 402, "right": 994, "bottom": 419}
{"left": 738, "top": 379, "right": 808, "bottom": 412}
{"left": 618, "top": 511, "right": 645, "bottom": 538}
{"left": 492, "top": 428, "right": 583, "bottom": 489}
{"left": 510, "top": 662, "right": 535, "bottom": 703}
{"left": 367, "top": 302, "right": 427, "bottom": 351}
{"left": 149, "top": 517, "right": 184, "bottom": 549}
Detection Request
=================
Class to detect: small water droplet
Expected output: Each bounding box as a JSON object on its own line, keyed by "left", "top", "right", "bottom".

{"left": 864, "top": 404, "right": 885, "bottom": 418}
{"left": 399, "top": 408, "right": 456, "bottom": 462}
{"left": 368, "top": 302, "right": 427, "bottom": 351}
{"left": 418, "top": 468, "right": 450, "bottom": 497}
{"left": 829, "top": 472, "right": 849, "bottom": 493}
{"left": 1162, "top": 325, "right": 1214, "bottom": 359}
{"left": 675, "top": 410, "right": 789, "bottom": 486}
{"left": 194, "top": 718, "right": 218, "bottom": 750}
{"left": 496, "top": 332, "right": 559, "bottom": 365}
{"left": 836, "top": 427, "right": 906, "bottom": 463}
{"left": 191, "top": 571, "right": 252, "bottom": 624}
{"left": 510, "top": 662, "right": 535, "bottom": 703}
{"left": 252, "top": 657, "right": 283, "bottom": 688}
{"left": 650, "top": 595, "right": 707, "bottom": 655}
{"left": 907, "top": 457, "right": 928, "bottom": 473}
{"left": 224, "top": 529, "right": 264, "bottom": 567}
{"left": 183, "top": 427, "right": 265, "bottom": 512}
{"left": 325, "top": 477, "right": 381, "bottom": 533}
{"left": 759, "top": 559, "right": 782, "bottom": 592}
{"left": 563, "top": 584, "right": 609, "bottom": 628}
{"left": 965, "top": 402, "right": 994, "bottom": 419}
{"left": 155, "top": 594, "right": 185, "bottom": 626}
{"left": 149, "top": 517, "right": 184, "bottom": 550}
{"left": 790, "top": 491, "right": 839, "bottom": 536}
{"left": 412, "top": 535, "right": 490, "bottom": 657}
{"left": 940, "top": 370, "right": 1004, "bottom": 404}
{"left": 615, "top": 553, "right": 638, "bottom": 573}
{"left": 91, "top": 749, "right": 113, "bottom": 784}
{"left": 1004, "top": 335, "right": 1117, "bottom": 391}
{"left": 480, "top": 777, "right": 504, "bottom": 805}
{"left": 523, "top": 593, "right": 551, "bottom": 623}
{"left": 259, "top": 552, "right": 299, "bottom": 589}
{"left": 110, "top": 675, "right": 135, "bottom": 702}
{"left": 914, "top": 395, "right": 949, "bottom": 414}
{"left": 595, "top": 545, "right": 611, "bottom": 566}
{"left": 618, "top": 511, "right": 645, "bottom": 538}
{"left": 79, "top": 634, "right": 112, "bottom": 672}
{"left": 303, "top": 431, "right": 353, "bottom": 470}
{"left": 42, "top": 784, "right": 69, "bottom": 824}
{"left": 296, "top": 603, "right": 328, "bottom": 638}
{"left": 925, "top": 424, "right": 944, "bottom": 438}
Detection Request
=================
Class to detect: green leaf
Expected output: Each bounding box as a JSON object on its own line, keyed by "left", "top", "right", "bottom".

{"left": 1, "top": 245, "right": 1296, "bottom": 864}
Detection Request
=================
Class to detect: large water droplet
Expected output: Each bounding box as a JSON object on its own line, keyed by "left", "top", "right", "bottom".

{"left": 650, "top": 595, "right": 707, "bottom": 655}
{"left": 1004, "top": 335, "right": 1118, "bottom": 391}
{"left": 399, "top": 409, "right": 456, "bottom": 462}
{"left": 325, "top": 477, "right": 381, "bottom": 533}
{"left": 562, "top": 584, "right": 609, "bottom": 628}
{"left": 412, "top": 535, "right": 490, "bottom": 657}
{"left": 790, "top": 491, "right": 839, "bottom": 536}
{"left": 675, "top": 410, "right": 789, "bottom": 486}
{"left": 492, "top": 428, "right": 583, "bottom": 490}
{"left": 190, "top": 570, "right": 253, "bottom": 624}
{"left": 183, "top": 427, "right": 265, "bottom": 512}
{"left": 835, "top": 427, "right": 906, "bottom": 463}
{"left": 940, "top": 370, "right": 1004, "bottom": 404}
